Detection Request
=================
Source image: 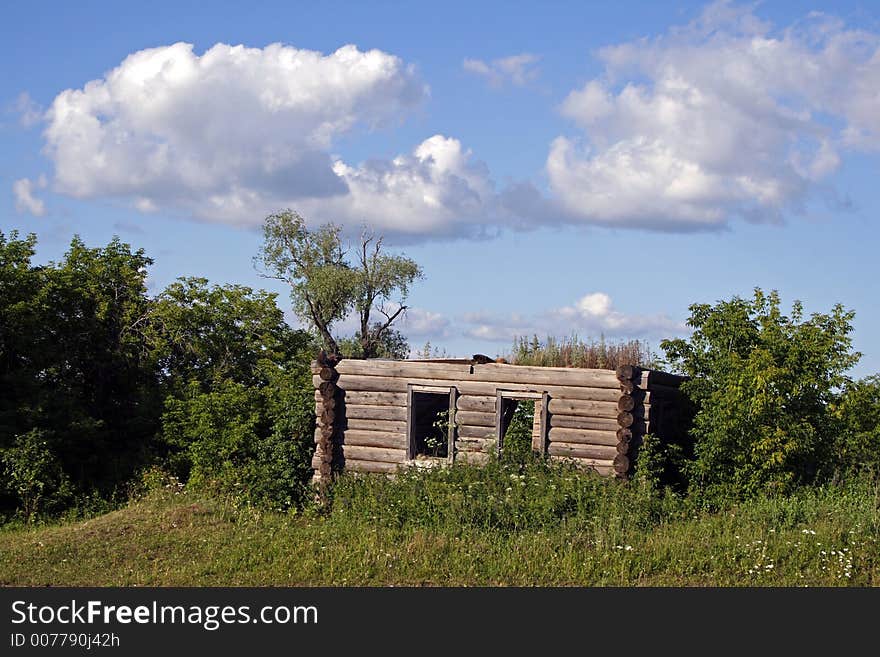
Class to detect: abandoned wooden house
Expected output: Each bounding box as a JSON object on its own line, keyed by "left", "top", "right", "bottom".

{"left": 310, "top": 356, "right": 689, "bottom": 481}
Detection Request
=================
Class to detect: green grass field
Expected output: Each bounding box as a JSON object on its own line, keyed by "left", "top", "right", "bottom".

{"left": 1, "top": 461, "right": 878, "bottom": 586}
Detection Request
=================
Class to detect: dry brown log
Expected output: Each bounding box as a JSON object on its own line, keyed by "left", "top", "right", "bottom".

{"left": 547, "top": 454, "right": 614, "bottom": 470}
{"left": 318, "top": 366, "right": 338, "bottom": 382}
{"left": 323, "top": 395, "right": 337, "bottom": 411}
{"left": 343, "top": 418, "right": 407, "bottom": 434}
{"left": 546, "top": 398, "right": 620, "bottom": 419}
{"left": 344, "top": 404, "right": 407, "bottom": 421}
{"left": 548, "top": 427, "right": 619, "bottom": 446}
{"left": 616, "top": 440, "right": 631, "bottom": 455}
{"left": 617, "top": 412, "right": 634, "bottom": 428}
{"left": 616, "top": 365, "right": 639, "bottom": 381}
{"left": 341, "top": 429, "right": 407, "bottom": 450}
{"left": 458, "top": 425, "right": 495, "bottom": 440}
{"left": 317, "top": 375, "right": 624, "bottom": 399}
{"left": 549, "top": 414, "right": 619, "bottom": 431}
{"left": 318, "top": 380, "right": 337, "bottom": 399}
{"left": 454, "top": 410, "right": 496, "bottom": 427}
{"left": 613, "top": 453, "right": 630, "bottom": 475}
{"left": 617, "top": 395, "right": 635, "bottom": 412}
{"left": 342, "top": 459, "right": 401, "bottom": 474}
{"left": 456, "top": 395, "right": 497, "bottom": 413}
{"left": 616, "top": 427, "right": 633, "bottom": 442}
{"left": 320, "top": 408, "right": 336, "bottom": 424}
{"left": 340, "top": 445, "right": 406, "bottom": 463}
{"left": 340, "top": 391, "right": 407, "bottom": 407}
{"left": 548, "top": 442, "right": 618, "bottom": 460}
{"left": 320, "top": 425, "right": 335, "bottom": 440}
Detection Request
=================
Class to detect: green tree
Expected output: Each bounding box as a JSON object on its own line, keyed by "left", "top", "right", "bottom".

{"left": 149, "top": 277, "right": 317, "bottom": 508}
{"left": 255, "top": 210, "right": 422, "bottom": 358}
{"left": 353, "top": 231, "right": 422, "bottom": 358}
{"left": 661, "top": 288, "right": 859, "bottom": 498}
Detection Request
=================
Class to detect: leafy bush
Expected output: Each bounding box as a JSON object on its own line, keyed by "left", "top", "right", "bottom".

{"left": 661, "top": 288, "right": 860, "bottom": 499}
{"left": 1, "top": 429, "right": 73, "bottom": 521}
{"left": 831, "top": 375, "right": 880, "bottom": 476}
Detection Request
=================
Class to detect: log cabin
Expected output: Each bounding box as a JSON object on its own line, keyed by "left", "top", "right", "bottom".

{"left": 310, "top": 355, "right": 690, "bottom": 481}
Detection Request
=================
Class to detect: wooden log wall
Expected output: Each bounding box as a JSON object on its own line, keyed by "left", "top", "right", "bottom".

{"left": 309, "top": 357, "right": 686, "bottom": 480}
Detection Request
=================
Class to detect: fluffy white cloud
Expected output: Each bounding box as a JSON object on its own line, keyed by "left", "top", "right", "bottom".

{"left": 12, "top": 175, "right": 47, "bottom": 216}
{"left": 461, "top": 292, "right": 684, "bottom": 342}
{"left": 399, "top": 307, "right": 452, "bottom": 338}
{"left": 463, "top": 53, "right": 541, "bottom": 87}
{"left": 42, "top": 42, "right": 427, "bottom": 225}
{"left": 297, "top": 135, "right": 496, "bottom": 238}
{"left": 549, "top": 2, "right": 880, "bottom": 229}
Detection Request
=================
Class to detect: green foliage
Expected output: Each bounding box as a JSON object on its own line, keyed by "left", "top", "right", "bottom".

{"left": 150, "top": 277, "right": 317, "bottom": 511}
{"left": 506, "top": 333, "right": 654, "bottom": 369}
{"left": 255, "top": 210, "right": 355, "bottom": 355}
{"left": 1, "top": 429, "right": 72, "bottom": 522}
{"left": 831, "top": 375, "right": 880, "bottom": 475}
{"left": 0, "top": 231, "right": 159, "bottom": 514}
{"left": 255, "top": 211, "right": 422, "bottom": 358}
{"left": 338, "top": 327, "right": 409, "bottom": 360}
{"left": 661, "top": 288, "right": 860, "bottom": 499}
{"left": 501, "top": 401, "right": 535, "bottom": 464}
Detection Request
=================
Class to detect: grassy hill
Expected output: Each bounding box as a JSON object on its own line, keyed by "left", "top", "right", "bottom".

{"left": 1, "top": 463, "right": 878, "bottom": 586}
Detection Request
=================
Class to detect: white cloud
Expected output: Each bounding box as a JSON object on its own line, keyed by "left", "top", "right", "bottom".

{"left": 41, "top": 42, "right": 427, "bottom": 225}
{"left": 12, "top": 175, "right": 47, "bottom": 216}
{"left": 548, "top": 1, "right": 880, "bottom": 230}
{"left": 297, "top": 135, "right": 496, "bottom": 238}
{"left": 13, "top": 92, "right": 43, "bottom": 127}
{"left": 463, "top": 53, "right": 540, "bottom": 87}
{"left": 399, "top": 307, "right": 451, "bottom": 338}
{"left": 460, "top": 292, "right": 684, "bottom": 342}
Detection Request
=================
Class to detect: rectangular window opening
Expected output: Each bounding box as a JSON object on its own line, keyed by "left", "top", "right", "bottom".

{"left": 408, "top": 389, "right": 454, "bottom": 461}
{"left": 496, "top": 391, "right": 549, "bottom": 460}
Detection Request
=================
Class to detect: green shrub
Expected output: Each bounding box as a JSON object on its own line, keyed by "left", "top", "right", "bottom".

{"left": 1, "top": 429, "right": 73, "bottom": 522}
{"left": 831, "top": 375, "right": 880, "bottom": 476}
{"left": 661, "top": 289, "right": 860, "bottom": 499}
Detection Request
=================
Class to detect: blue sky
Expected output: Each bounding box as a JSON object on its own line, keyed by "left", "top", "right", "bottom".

{"left": 3, "top": 0, "right": 880, "bottom": 375}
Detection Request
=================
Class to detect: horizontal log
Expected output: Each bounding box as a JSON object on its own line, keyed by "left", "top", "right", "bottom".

{"left": 548, "top": 442, "right": 618, "bottom": 460}
{"left": 340, "top": 445, "right": 406, "bottom": 463}
{"left": 455, "top": 410, "right": 496, "bottom": 427}
{"left": 335, "top": 358, "right": 622, "bottom": 389}
{"left": 455, "top": 451, "right": 491, "bottom": 465}
{"left": 547, "top": 456, "right": 614, "bottom": 474}
{"left": 639, "top": 370, "right": 688, "bottom": 388}
{"left": 613, "top": 453, "right": 630, "bottom": 474}
{"left": 548, "top": 427, "right": 619, "bottom": 446}
{"left": 549, "top": 414, "right": 619, "bottom": 431}
{"left": 342, "top": 459, "right": 401, "bottom": 475}
{"left": 457, "top": 425, "right": 496, "bottom": 440}
{"left": 319, "top": 375, "right": 625, "bottom": 401}
{"left": 455, "top": 438, "right": 492, "bottom": 453}
{"left": 616, "top": 440, "right": 631, "bottom": 455}
{"left": 456, "top": 395, "right": 496, "bottom": 413}
{"left": 547, "top": 398, "right": 620, "bottom": 419}
{"left": 318, "top": 381, "right": 337, "bottom": 399}
{"left": 335, "top": 359, "right": 473, "bottom": 379}
{"left": 344, "top": 404, "right": 407, "bottom": 422}
{"left": 341, "top": 429, "right": 407, "bottom": 450}
{"left": 340, "top": 391, "right": 407, "bottom": 407}
{"left": 472, "top": 363, "right": 621, "bottom": 389}
{"left": 343, "top": 418, "right": 407, "bottom": 434}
